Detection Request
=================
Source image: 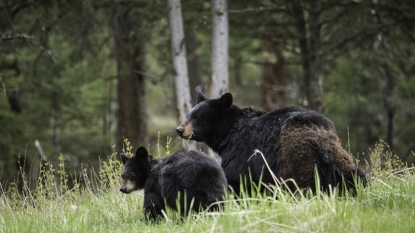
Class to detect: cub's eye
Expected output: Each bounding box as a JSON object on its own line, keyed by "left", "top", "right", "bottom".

{"left": 191, "top": 114, "right": 198, "bottom": 120}
{"left": 128, "top": 174, "right": 135, "bottom": 180}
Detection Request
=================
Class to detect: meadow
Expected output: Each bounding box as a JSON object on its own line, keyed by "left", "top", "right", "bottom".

{"left": 1, "top": 141, "right": 414, "bottom": 233}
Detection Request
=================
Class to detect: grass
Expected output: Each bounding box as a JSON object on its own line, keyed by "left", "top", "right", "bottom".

{"left": 1, "top": 141, "right": 415, "bottom": 233}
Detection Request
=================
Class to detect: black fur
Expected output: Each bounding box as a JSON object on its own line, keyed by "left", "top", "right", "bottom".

{"left": 177, "top": 92, "right": 367, "bottom": 195}
{"left": 120, "top": 147, "right": 227, "bottom": 221}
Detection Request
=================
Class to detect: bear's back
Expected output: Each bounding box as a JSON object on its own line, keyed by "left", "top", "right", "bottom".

{"left": 159, "top": 150, "right": 227, "bottom": 211}
{"left": 230, "top": 107, "right": 334, "bottom": 147}
{"left": 160, "top": 151, "right": 226, "bottom": 188}
{"left": 239, "top": 107, "right": 336, "bottom": 138}
{"left": 275, "top": 107, "right": 336, "bottom": 132}
{"left": 221, "top": 106, "right": 340, "bottom": 191}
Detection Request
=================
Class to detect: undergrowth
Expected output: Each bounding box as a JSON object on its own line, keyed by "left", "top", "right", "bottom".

{"left": 0, "top": 139, "right": 413, "bottom": 232}
{"left": 368, "top": 140, "right": 408, "bottom": 178}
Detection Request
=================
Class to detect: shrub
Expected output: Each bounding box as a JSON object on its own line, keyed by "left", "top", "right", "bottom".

{"left": 369, "top": 140, "right": 407, "bottom": 179}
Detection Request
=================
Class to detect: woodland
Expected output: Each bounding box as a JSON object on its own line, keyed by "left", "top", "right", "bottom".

{"left": 1, "top": 0, "right": 415, "bottom": 188}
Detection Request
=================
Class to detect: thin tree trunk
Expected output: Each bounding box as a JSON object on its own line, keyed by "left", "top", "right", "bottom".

{"left": 381, "top": 66, "right": 395, "bottom": 151}
{"left": 289, "top": 0, "right": 311, "bottom": 105}
{"left": 209, "top": 0, "right": 229, "bottom": 98}
{"left": 51, "top": 67, "right": 61, "bottom": 166}
{"left": 386, "top": 110, "right": 394, "bottom": 151}
{"left": 234, "top": 58, "right": 242, "bottom": 87}
{"left": 185, "top": 30, "right": 202, "bottom": 105}
{"left": 288, "top": 0, "right": 323, "bottom": 113}
{"left": 167, "top": 0, "right": 196, "bottom": 150}
{"left": 308, "top": 0, "right": 323, "bottom": 113}
{"left": 262, "top": 40, "right": 288, "bottom": 111}
{"left": 112, "top": 8, "right": 148, "bottom": 152}
{"left": 52, "top": 109, "right": 59, "bottom": 163}
{"left": 109, "top": 78, "right": 116, "bottom": 147}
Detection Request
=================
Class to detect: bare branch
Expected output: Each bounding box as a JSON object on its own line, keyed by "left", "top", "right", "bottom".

{"left": 0, "top": 33, "right": 34, "bottom": 42}
{"left": 0, "top": 75, "right": 6, "bottom": 97}
{"left": 240, "top": 59, "right": 301, "bottom": 66}
{"left": 229, "top": 6, "right": 285, "bottom": 14}
{"left": 11, "top": 0, "right": 46, "bottom": 19}
{"left": 323, "top": 29, "right": 375, "bottom": 56}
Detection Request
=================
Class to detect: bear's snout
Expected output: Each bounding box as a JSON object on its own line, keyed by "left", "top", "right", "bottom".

{"left": 176, "top": 127, "right": 184, "bottom": 135}
{"left": 119, "top": 187, "right": 128, "bottom": 193}
{"left": 176, "top": 121, "right": 194, "bottom": 138}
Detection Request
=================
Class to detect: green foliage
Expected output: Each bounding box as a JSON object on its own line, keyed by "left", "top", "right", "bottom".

{"left": 164, "top": 136, "right": 173, "bottom": 156}
{"left": 99, "top": 145, "right": 124, "bottom": 192}
{"left": 57, "top": 154, "right": 69, "bottom": 194}
{"left": 34, "top": 161, "right": 58, "bottom": 207}
{"left": 369, "top": 140, "right": 408, "bottom": 179}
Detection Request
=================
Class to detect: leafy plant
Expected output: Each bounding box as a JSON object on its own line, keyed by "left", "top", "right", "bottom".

{"left": 369, "top": 140, "right": 407, "bottom": 179}
{"left": 98, "top": 144, "right": 124, "bottom": 193}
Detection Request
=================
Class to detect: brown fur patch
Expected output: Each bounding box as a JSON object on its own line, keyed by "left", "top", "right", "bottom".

{"left": 277, "top": 122, "right": 355, "bottom": 189}
{"left": 179, "top": 120, "right": 194, "bottom": 138}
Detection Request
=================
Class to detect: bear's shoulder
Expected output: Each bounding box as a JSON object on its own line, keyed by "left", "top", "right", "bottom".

{"left": 268, "top": 106, "right": 307, "bottom": 116}
{"left": 241, "top": 106, "right": 266, "bottom": 118}
{"left": 274, "top": 107, "right": 336, "bottom": 131}
{"left": 239, "top": 106, "right": 305, "bottom": 118}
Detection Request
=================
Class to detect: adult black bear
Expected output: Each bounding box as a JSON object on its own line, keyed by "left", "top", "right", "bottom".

{"left": 176, "top": 92, "right": 367, "bottom": 195}
{"left": 120, "top": 147, "right": 227, "bottom": 221}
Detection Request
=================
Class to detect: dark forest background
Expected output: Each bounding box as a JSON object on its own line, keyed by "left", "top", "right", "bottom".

{"left": 1, "top": 0, "right": 414, "bottom": 188}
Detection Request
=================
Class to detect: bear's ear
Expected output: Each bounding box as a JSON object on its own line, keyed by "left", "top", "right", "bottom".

{"left": 120, "top": 153, "right": 131, "bottom": 165}
{"left": 197, "top": 92, "right": 208, "bottom": 103}
{"left": 218, "top": 92, "right": 233, "bottom": 108}
{"left": 135, "top": 146, "right": 149, "bottom": 160}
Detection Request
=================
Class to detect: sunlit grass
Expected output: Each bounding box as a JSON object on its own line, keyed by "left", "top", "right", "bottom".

{"left": 1, "top": 141, "right": 415, "bottom": 233}
{"left": 2, "top": 173, "right": 415, "bottom": 232}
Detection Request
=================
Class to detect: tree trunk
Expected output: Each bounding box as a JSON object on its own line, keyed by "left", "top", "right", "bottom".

{"left": 289, "top": 0, "right": 311, "bottom": 105}
{"left": 167, "top": 0, "right": 196, "bottom": 150}
{"left": 234, "top": 58, "right": 242, "bottom": 87}
{"left": 261, "top": 40, "right": 288, "bottom": 111}
{"left": 381, "top": 66, "right": 395, "bottom": 151}
{"left": 209, "top": 0, "right": 229, "bottom": 98}
{"left": 288, "top": 0, "right": 323, "bottom": 113}
{"left": 185, "top": 30, "right": 202, "bottom": 106}
{"left": 308, "top": 0, "right": 323, "bottom": 113}
{"left": 112, "top": 8, "right": 148, "bottom": 152}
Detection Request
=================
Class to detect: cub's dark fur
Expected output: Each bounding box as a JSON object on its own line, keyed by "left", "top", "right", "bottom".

{"left": 120, "top": 147, "right": 227, "bottom": 221}
{"left": 176, "top": 92, "right": 367, "bottom": 195}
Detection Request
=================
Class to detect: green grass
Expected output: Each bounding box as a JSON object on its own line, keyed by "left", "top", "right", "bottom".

{"left": 1, "top": 144, "right": 415, "bottom": 233}
{"left": 1, "top": 172, "right": 415, "bottom": 233}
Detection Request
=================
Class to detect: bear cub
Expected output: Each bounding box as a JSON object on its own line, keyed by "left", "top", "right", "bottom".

{"left": 120, "top": 147, "right": 227, "bottom": 221}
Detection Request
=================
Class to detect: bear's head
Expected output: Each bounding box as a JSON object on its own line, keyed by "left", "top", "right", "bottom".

{"left": 176, "top": 92, "right": 233, "bottom": 143}
{"left": 119, "top": 146, "right": 151, "bottom": 194}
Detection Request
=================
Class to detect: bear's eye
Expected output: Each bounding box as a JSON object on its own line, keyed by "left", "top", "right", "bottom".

{"left": 128, "top": 174, "right": 135, "bottom": 180}
{"left": 191, "top": 114, "right": 198, "bottom": 120}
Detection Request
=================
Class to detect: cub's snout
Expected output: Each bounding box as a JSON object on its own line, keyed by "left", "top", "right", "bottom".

{"left": 119, "top": 187, "right": 127, "bottom": 193}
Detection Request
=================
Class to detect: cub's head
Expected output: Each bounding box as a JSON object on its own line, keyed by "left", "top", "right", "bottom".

{"left": 119, "top": 146, "right": 151, "bottom": 194}
{"left": 176, "top": 92, "right": 233, "bottom": 143}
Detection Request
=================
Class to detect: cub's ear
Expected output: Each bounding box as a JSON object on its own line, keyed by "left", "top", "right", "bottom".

{"left": 219, "top": 92, "right": 233, "bottom": 108}
{"left": 135, "top": 146, "right": 149, "bottom": 160}
{"left": 120, "top": 153, "right": 130, "bottom": 165}
{"left": 197, "top": 92, "right": 208, "bottom": 103}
